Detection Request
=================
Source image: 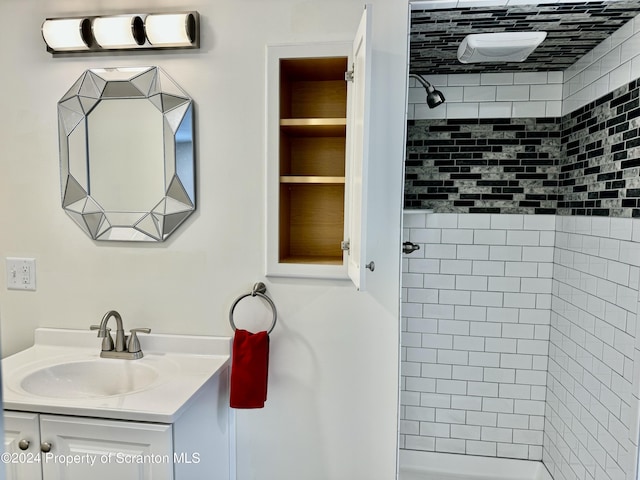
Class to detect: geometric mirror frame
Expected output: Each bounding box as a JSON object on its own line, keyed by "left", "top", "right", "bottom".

{"left": 58, "top": 66, "right": 195, "bottom": 242}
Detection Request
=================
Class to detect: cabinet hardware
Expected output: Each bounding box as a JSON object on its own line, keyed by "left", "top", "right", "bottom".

{"left": 40, "top": 442, "right": 52, "bottom": 453}
{"left": 341, "top": 240, "right": 351, "bottom": 252}
{"left": 366, "top": 261, "right": 375, "bottom": 271}
{"left": 345, "top": 69, "right": 354, "bottom": 82}
{"left": 18, "top": 439, "right": 29, "bottom": 450}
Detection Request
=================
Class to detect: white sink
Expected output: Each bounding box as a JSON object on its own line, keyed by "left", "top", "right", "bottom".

{"left": 20, "top": 359, "right": 159, "bottom": 398}
{"left": 2, "top": 328, "right": 231, "bottom": 422}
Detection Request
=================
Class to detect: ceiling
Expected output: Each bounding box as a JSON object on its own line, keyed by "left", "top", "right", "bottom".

{"left": 410, "top": 0, "right": 640, "bottom": 74}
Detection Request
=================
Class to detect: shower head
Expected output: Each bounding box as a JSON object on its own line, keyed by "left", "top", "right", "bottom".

{"left": 410, "top": 74, "right": 446, "bottom": 108}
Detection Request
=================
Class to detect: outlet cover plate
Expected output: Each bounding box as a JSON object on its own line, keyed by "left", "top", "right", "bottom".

{"left": 6, "top": 257, "right": 36, "bottom": 291}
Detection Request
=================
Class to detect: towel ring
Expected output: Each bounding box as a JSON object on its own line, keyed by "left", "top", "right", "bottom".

{"left": 229, "top": 282, "right": 277, "bottom": 334}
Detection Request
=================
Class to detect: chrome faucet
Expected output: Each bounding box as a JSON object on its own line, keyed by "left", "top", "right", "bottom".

{"left": 98, "top": 310, "right": 126, "bottom": 352}
{"left": 90, "top": 310, "right": 150, "bottom": 360}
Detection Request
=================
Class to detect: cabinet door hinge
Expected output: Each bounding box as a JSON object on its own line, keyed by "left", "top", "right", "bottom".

{"left": 341, "top": 240, "right": 351, "bottom": 252}
{"left": 345, "top": 69, "right": 354, "bottom": 82}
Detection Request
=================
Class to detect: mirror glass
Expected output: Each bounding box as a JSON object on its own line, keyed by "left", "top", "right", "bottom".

{"left": 58, "top": 66, "right": 195, "bottom": 242}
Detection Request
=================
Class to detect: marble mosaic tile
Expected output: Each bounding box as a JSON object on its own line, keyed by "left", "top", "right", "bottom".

{"left": 558, "top": 78, "right": 640, "bottom": 217}
{"left": 405, "top": 118, "right": 563, "bottom": 214}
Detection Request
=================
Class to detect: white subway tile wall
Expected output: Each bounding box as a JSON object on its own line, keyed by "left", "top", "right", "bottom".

{"left": 563, "top": 13, "right": 640, "bottom": 115}
{"left": 544, "top": 216, "right": 640, "bottom": 480}
{"left": 401, "top": 212, "right": 555, "bottom": 460}
{"left": 401, "top": 212, "right": 640, "bottom": 479}
{"left": 408, "top": 73, "right": 564, "bottom": 121}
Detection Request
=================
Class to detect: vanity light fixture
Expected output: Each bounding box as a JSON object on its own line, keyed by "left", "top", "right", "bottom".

{"left": 41, "top": 11, "right": 199, "bottom": 54}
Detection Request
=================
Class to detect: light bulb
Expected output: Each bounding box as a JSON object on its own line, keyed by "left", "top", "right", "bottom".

{"left": 92, "top": 15, "right": 144, "bottom": 48}
{"left": 42, "top": 18, "right": 91, "bottom": 51}
{"left": 145, "top": 13, "right": 197, "bottom": 47}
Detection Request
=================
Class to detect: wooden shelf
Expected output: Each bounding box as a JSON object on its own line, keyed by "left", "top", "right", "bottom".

{"left": 280, "top": 176, "right": 345, "bottom": 184}
{"left": 280, "top": 119, "right": 346, "bottom": 137}
{"left": 279, "top": 255, "right": 343, "bottom": 265}
{"left": 280, "top": 118, "right": 346, "bottom": 127}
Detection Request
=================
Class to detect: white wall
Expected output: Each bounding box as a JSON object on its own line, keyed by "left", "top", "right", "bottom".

{"left": 0, "top": 1, "right": 408, "bottom": 479}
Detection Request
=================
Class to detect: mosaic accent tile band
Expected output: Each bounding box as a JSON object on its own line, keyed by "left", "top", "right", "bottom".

{"left": 405, "top": 117, "right": 562, "bottom": 215}
{"left": 405, "top": 79, "right": 640, "bottom": 218}
{"left": 559, "top": 78, "right": 640, "bottom": 218}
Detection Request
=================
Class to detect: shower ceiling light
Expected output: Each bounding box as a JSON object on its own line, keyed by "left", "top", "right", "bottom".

{"left": 457, "top": 31, "right": 547, "bottom": 64}
{"left": 42, "top": 11, "right": 199, "bottom": 54}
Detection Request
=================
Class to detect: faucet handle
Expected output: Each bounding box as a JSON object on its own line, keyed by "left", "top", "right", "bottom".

{"left": 127, "top": 328, "right": 151, "bottom": 353}
{"left": 90, "top": 325, "right": 114, "bottom": 352}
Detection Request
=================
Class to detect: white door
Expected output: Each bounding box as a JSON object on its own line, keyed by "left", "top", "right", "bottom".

{"left": 4, "top": 411, "right": 42, "bottom": 480}
{"left": 39, "top": 415, "right": 173, "bottom": 480}
{"left": 345, "top": 5, "right": 372, "bottom": 290}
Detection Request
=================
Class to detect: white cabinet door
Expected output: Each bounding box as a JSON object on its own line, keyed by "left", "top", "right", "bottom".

{"left": 4, "top": 411, "right": 43, "bottom": 480}
{"left": 39, "top": 415, "right": 173, "bottom": 480}
{"left": 345, "top": 4, "right": 372, "bottom": 291}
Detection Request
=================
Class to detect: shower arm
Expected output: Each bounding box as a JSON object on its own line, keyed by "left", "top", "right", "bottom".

{"left": 409, "top": 73, "right": 435, "bottom": 91}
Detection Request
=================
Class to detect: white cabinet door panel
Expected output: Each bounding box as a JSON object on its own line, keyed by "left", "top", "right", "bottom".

{"left": 39, "top": 415, "right": 173, "bottom": 480}
{"left": 345, "top": 4, "right": 372, "bottom": 290}
{"left": 4, "top": 411, "right": 43, "bottom": 480}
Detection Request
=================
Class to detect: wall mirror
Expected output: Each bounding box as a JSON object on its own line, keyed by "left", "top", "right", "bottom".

{"left": 58, "top": 66, "right": 195, "bottom": 242}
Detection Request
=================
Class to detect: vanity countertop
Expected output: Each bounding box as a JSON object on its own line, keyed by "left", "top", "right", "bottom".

{"left": 2, "top": 328, "right": 231, "bottom": 423}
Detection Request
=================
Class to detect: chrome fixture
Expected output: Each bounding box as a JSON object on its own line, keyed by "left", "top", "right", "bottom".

{"left": 92, "top": 310, "right": 151, "bottom": 360}
{"left": 403, "top": 241, "right": 421, "bottom": 254}
{"left": 409, "top": 74, "right": 446, "bottom": 108}
{"left": 96, "top": 310, "right": 126, "bottom": 352}
{"left": 229, "top": 282, "right": 278, "bottom": 335}
{"left": 42, "top": 11, "right": 199, "bottom": 54}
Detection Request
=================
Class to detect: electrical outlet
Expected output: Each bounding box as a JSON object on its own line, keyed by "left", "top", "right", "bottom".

{"left": 6, "top": 258, "right": 36, "bottom": 291}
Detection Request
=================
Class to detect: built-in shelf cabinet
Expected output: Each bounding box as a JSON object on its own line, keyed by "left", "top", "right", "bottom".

{"left": 266, "top": 7, "right": 370, "bottom": 288}
{"left": 279, "top": 56, "right": 348, "bottom": 266}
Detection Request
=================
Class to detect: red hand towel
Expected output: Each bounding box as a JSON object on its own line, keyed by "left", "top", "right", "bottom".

{"left": 230, "top": 329, "right": 270, "bottom": 409}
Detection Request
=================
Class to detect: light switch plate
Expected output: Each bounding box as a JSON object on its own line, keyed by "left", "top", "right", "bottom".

{"left": 6, "top": 257, "right": 36, "bottom": 291}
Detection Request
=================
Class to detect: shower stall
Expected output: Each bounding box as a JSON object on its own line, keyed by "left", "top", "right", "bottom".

{"left": 399, "top": 2, "right": 640, "bottom": 480}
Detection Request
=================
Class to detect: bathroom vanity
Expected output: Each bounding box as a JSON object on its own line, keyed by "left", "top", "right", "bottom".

{"left": 2, "top": 328, "right": 234, "bottom": 480}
